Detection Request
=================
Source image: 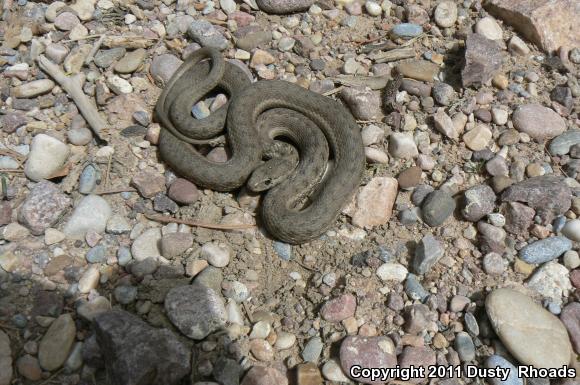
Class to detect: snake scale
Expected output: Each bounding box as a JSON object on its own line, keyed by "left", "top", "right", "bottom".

{"left": 155, "top": 47, "right": 365, "bottom": 244}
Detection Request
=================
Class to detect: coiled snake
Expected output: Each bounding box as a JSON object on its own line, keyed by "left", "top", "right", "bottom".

{"left": 155, "top": 48, "right": 365, "bottom": 244}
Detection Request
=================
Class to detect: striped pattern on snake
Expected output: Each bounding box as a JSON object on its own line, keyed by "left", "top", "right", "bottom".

{"left": 155, "top": 48, "right": 365, "bottom": 244}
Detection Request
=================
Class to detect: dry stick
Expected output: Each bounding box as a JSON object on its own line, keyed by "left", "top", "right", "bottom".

{"left": 144, "top": 213, "right": 256, "bottom": 230}
{"left": 37, "top": 55, "right": 109, "bottom": 141}
{"left": 94, "top": 187, "right": 137, "bottom": 195}
{"left": 84, "top": 34, "right": 106, "bottom": 66}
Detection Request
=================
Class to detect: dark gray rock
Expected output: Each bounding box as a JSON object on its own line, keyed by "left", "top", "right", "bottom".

{"left": 454, "top": 332, "right": 475, "bottom": 362}
{"left": 413, "top": 234, "right": 444, "bottom": 274}
{"left": 462, "top": 34, "right": 504, "bottom": 87}
{"left": 213, "top": 357, "right": 243, "bottom": 385}
{"left": 256, "top": 0, "right": 315, "bottom": 14}
{"left": 405, "top": 274, "right": 430, "bottom": 302}
{"left": 421, "top": 190, "right": 456, "bottom": 226}
{"left": 549, "top": 130, "right": 580, "bottom": 156}
{"left": 485, "top": 355, "right": 523, "bottom": 385}
{"left": 462, "top": 184, "right": 496, "bottom": 222}
{"left": 519, "top": 236, "right": 573, "bottom": 264}
{"left": 94, "top": 309, "right": 190, "bottom": 385}
{"left": 477, "top": 221, "right": 506, "bottom": 254}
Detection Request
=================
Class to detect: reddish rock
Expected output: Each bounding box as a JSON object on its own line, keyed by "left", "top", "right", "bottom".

{"left": 228, "top": 11, "right": 255, "bottom": 27}
{"left": 168, "top": 178, "right": 200, "bottom": 205}
{"left": 241, "top": 366, "right": 289, "bottom": 385}
{"left": 484, "top": 0, "right": 580, "bottom": 53}
{"left": 17, "top": 181, "right": 71, "bottom": 235}
{"left": 571, "top": 269, "right": 580, "bottom": 288}
{"left": 560, "top": 302, "right": 580, "bottom": 354}
{"left": 351, "top": 177, "right": 398, "bottom": 229}
{"left": 0, "top": 202, "right": 11, "bottom": 226}
{"left": 2, "top": 112, "right": 27, "bottom": 133}
{"left": 398, "top": 346, "right": 436, "bottom": 383}
{"left": 340, "top": 336, "right": 397, "bottom": 384}
{"left": 512, "top": 104, "right": 566, "bottom": 141}
{"left": 320, "top": 294, "right": 357, "bottom": 322}
{"left": 398, "top": 166, "right": 422, "bottom": 189}
{"left": 462, "top": 34, "right": 504, "bottom": 87}
{"left": 131, "top": 170, "right": 166, "bottom": 198}
{"left": 340, "top": 87, "right": 382, "bottom": 121}
{"left": 501, "top": 201, "right": 535, "bottom": 236}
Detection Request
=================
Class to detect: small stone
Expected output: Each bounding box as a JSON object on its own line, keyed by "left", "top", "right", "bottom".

{"left": 512, "top": 104, "right": 566, "bottom": 141}
{"left": 114, "top": 285, "right": 138, "bottom": 305}
{"left": 462, "top": 34, "right": 503, "bottom": 87}
{"left": 301, "top": 336, "right": 323, "bottom": 363}
{"left": 560, "top": 302, "right": 580, "bottom": 354}
{"left": 24, "top": 134, "right": 69, "bottom": 182}
{"left": 391, "top": 23, "right": 423, "bottom": 39}
{"left": 131, "top": 228, "right": 162, "bottom": 261}
{"left": 563, "top": 250, "right": 580, "bottom": 270}
{"left": 17, "top": 181, "right": 71, "bottom": 235}
{"left": 38, "top": 314, "right": 76, "bottom": 371}
{"left": 54, "top": 12, "right": 80, "bottom": 31}
{"left": 463, "top": 124, "right": 492, "bottom": 151}
{"left": 3, "top": 223, "right": 30, "bottom": 241}
{"left": 485, "top": 288, "right": 572, "bottom": 367}
{"left": 78, "top": 265, "right": 100, "bottom": 293}
{"left": 165, "top": 284, "right": 227, "bottom": 340}
{"left": 161, "top": 232, "right": 194, "bottom": 258}
{"left": 188, "top": 20, "right": 229, "bottom": 50}
{"left": 397, "top": 166, "right": 421, "bottom": 189}
{"left": 63, "top": 195, "right": 112, "bottom": 239}
{"left": 274, "top": 332, "right": 296, "bottom": 350}
{"left": 340, "top": 87, "right": 381, "bottom": 120}
{"left": 508, "top": 35, "right": 530, "bottom": 56}
{"left": 320, "top": 294, "right": 356, "bottom": 322}
{"left": 549, "top": 130, "right": 580, "bottom": 156}
{"left": 365, "top": 1, "right": 382, "bottom": 16}
{"left": 201, "top": 242, "right": 232, "bottom": 267}
{"left": 12, "top": 79, "right": 55, "bottom": 98}
{"left": 132, "top": 170, "right": 166, "bottom": 198}
{"left": 114, "top": 48, "right": 146, "bottom": 73}
{"left": 413, "top": 234, "right": 444, "bottom": 274}
{"left": 454, "top": 332, "right": 475, "bottom": 362}
{"left": 249, "top": 321, "right": 271, "bottom": 339}
{"left": 377, "top": 263, "right": 408, "bottom": 282}
{"left": 421, "top": 190, "right": 456, "bottom": 227}
{"left": 250, "top": 339, "right": 273, "bottom": 361}
{"left": 106, "top": 215, "right": 131, "bottom": 234}
{"left": 398, "top": 346, "right": 436, "bottom": 382}
{"left": 297, "top": 363, "right": 324, "bottom": 385}
{"left": 107, "top": 75, "right": 133, "bottom": 94}
{"left": 475, "top": 16, "right": 503, "bottom": 40}
{"left": 167, "top": 178, "right": 200, "bottom": 204}
{"left": 526, "top": 262, "right": 572, "bottom": 305}
{"left": 433, "top": 109, "right": 457, "bottom": 139}
{"left": 396, "top": 59, "right": 439, "bottom": 82}
{"left": 16, "top": 355, "right": 42, "bottom": 381}
{"left": 94, "top": 48, "right": 126, "bottom": 68}
{"left": 483, "top": 252, "right": 506, "bottom": 276}
{"left": 0, "top": 331, "right": 12, "bottom": 385}
{"left": 150, "top": 54, "right": 183, "bottom": 84}
{"left": 434, "top": 1, "right": 457, "bottom": 28}
{"left": 491, "top": 107, "right": 509, "bottom": 125}
{"left": 351, "top": 177, "right": 398, "bottom": 228}
{"left": 485, "top": 355, "right": 523, "bottom": 385}
{"left": 77, "top": 296, "right": 110, "bottom": 322}
{"left": 432, "top": 82, "right": 456, "bottom": 106}
{"left": 241, "top": 366, "right": 288, "bottom": 385}
{"left": 518, "top": 236, "right": 572, "bottom": 264}
{"left": 340, "top": 336, "right": 396, "bottom": 384}
{"left": 462, "top": 184, "right": 496, "bottom": 221}
{"left": 388, "top": 133, "right": 418, "bottom": 159}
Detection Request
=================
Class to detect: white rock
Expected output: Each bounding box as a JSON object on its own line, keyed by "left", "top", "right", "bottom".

{"left": 201, "top": 242, "right": 232, "bottom": 267}
{"left": 220, "top": 0, "right": 237, "bottom": 14}
{"left": 45, "top": 228, "right": 66, "bottom": 245}
{"left": 376, "top": 263, "right": 408, "bottom": 282}
{"left": 78, "top": 265, "right": 100, "bottom": 294}
{"left": 275, "top": 332, "right": 296, "bottom": 350}
{"left": 508, "top": 35, "right": 530, "bottom": 56}
{"left": 463, "top": 124, "right": 492, "bottom": 151}
{"left": 434, "top": 1, "right": 457, "bottom": 28}
{"left": 365, "top": 1, "right": 382, "bottom": 16}
{"left": 69, "top": 23, "right": 89, "bottom": 40}
{"left": 388, "top": 133, "right": 418, "bottom": 159}
{"left": 45, "top": 1, "right": 66, "bottom": 22}
{"left": 475, "top": 16, "right": 503, "bottom": 41}
{"left": 249, "top": 321, "right": 271, "bottom": 339}
{"left": 131, "top": 228, "right": 162, "bottom": 261}
{"left": 124, "top": 14, "right": 137, "bottom": 24}
{"left": 70, "top": 0, "right": 95, "bottom": 21}
{"left": 563, "top": 250, "right": 580, "bottom": 270}
{"left": 107, "top": 75, "right": 133, "bottom": 94}
{"left": 24, "top": 134, "right": 70, "bottom": 182}
{"left": 526, "top": 262, "right": 572, "bottom": 305}
{"left": 364, "top": 147, "right": 389, "bottom": 164}
{"left": 226, "top": 300, "right": 244, "bottom": 325}
{"left": 322, "top": 358, "right": 350, "bottom": 382}
{"left": 491, "top": 107, "right": 509, "bottom": 125}
{"left": 562, "top": 219, "right": 580, "bottom": 242}
{"left": 63, "top": 195, "right": 112, "bottom": 239}
{"left": 361, "top": 124, "right": 384, "bottom": 146}
{"left": 433, "top": 108, "right": 457, "bottom": 139}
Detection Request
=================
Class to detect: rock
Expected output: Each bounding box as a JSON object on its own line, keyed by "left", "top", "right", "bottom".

{"left": 475, "top": 16, "right": 503, "bottom": 40}
{"left": 340, "top": 336, "right": 397, "bottom": 384}
{"left": 485, "top": 288, "right": 573, "bottom": 368}
{"left": 377, "top": 263, "right": 408, "bottom": 282}
{"left": 24, "top": 134, "right": 69, "bottom": 182}
{"left": 484, "top": 0, "right": 579, "bottom": 53}
{"left": 0, "top": 331, "right": 12, "bottom": 385}
{"left": 397, "top": 166, "right": 421, "bottom": 189}
{"left": 391, "top": 23, "right": 423, "bottom": 39}
{"left": 483, "top": 252, "right": 506, "bottom": 276}
{"left": 132, "top": 170, "right": 166, "bottom": 198}
{"left": 68, "top": 125, "right": 93, "bottom": 145}
{"left": 38, "top": 314, "right": 76, "bottom": 371}
{"left": 297, "top": 363, "right": 324, "bottom": 385}
{"left": 114, "top": 48, "right": 146, "bottom": 73}
{"left": 12, "top": 79, "right": 54, "bottom": 98}
{"left": 250, "top": 339, "right": 274, "bottom": 361}
{"left": 320, "top": 294, "right": 356, "bottom": 322}
{"left": 526, "top": 262, "right": 572, "bottom": 305}
{"left": 405, "top": 274, "right": 430, "bottom": 302}
{"left": 201, "top": 242, "right": 232, "bottom": 267}
{"left": 168, "top": 178, "right": 199, "bottom": 204}
{"left": 396, "top": 60, "right": 439, "bottom": 82}
{"left": 398, "top": 346, "right": 436, "bottom": 382}
{"left": 150, "top": 54, "right": 183, "bottom": 84}
{"left": 188, "top": 20, "right": 229, "bottom": 50}
{"left": 508, "top": 36, "right": 530, "bottom": 56}
{"left": 421, "top": 190, "right": 456, "bottom": 227}
{"left": 463, "top": 124, "right": 492, "bottom": 151}
{"left": 2, "top": 112, "right": 27, "bottom": 133}
{"left": 274, "top": 332, "right": 296, "bottom": 349}
{"left": 94, "top": 309, "right": 191, "bottom": 385}
{"left": 54, "top": 11, "right": 80, "bottom": 30}
{"left": 485, "top": 355, "right": 523, "bottom": 385}
{"left": 502, "top": 202, "right": 534, "bottom": 236}
{"left": 462, "top": 184, "right": 496, "bottom": 221}
{"left": 434, "top": 1, "right": 458, "bottom": 28}
{"left": 512, "top": 104, "right": 566, "bottom": 141}
{"left": 413, "top": 234, "right": 444, "bottom": 274}
{"left": 519, "top": 236, "right": 572, "bottom": 264}
{"left": 433, "top": 109, "right": 457, "bottom": 139}
{"left": 478, "top": 221, "right": 506, "bottom": 254}
{"left": 106, "top": 215, "right": 131, "bottom": 235}
{"left": 107, "top": 75, "right": 133, "bottom": 94}
{"left": 432, "top": 83, "right": 456, "bottom": 106}
{"left": 161, "top": 233, "right": 194, "bottom": 258}
{"left": 241, "top": 366, "right": 288, "bottom": 385}
{"left": 562, "top": 219, "right": 580, "bottom": 242}
{"left": 94, "top": 47, "right": 126, "bottom": 68}
{"left": 131, "top": 228, "right": 162, "bottom": 261}
{"left": 322, "top": 359, "right": 350, "bottom": 382}
{"left": 388, "top": 133, "right": 418, "bottom": 159}
{"left": 560, "top": 302, "right": 580, "bottom": 354}
{"left": 462, "top": 34, "right": 504, "bottom": 87}
{"left": 165, "top": 284, "right": 227, "bottom": 340}
{"left": 351, "top": 177, "right": 398, "bottom": 228}
{"left": 401, "top": 79, "right": 432, "bottom": 97}
{"left": 501, "top": 175, "right": 571, "bottom": 224}
{"left": 77, "top": 296, "right": 110, "bottom": 322}
{"left": 16, "top": 355, "right": 42, "bottom": 381}
{"left": 63, "top": 195, "right": 112, "bottom": 239}
{"left": 78, "top": 265, "right": 100, "bottom": 293}
{"left": 340, "top": 87, "right": 381, "bottom": 120}
{"left": 114, "top": 285, "right": 138, "bottom": 305}
{"left": 255, "top": 0, "right": 315, "bottom": 14}
{"left": 302, "top": 337, "right": 323, "bottom": 363}
{"left": 454, "top": 332, "right": 475, "bottom": 362}
{"left": 18, "top": 181, "right": 71, "bottom": 235}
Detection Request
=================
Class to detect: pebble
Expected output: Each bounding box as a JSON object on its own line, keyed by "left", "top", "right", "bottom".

{"left": 24, "top": 134, "right": 69, "bottom": 182}
{"left": 340, "top": 336, "right": 396, "bottom": 384}
{"left": 396, "top": 60, "right": 439, "bottom": 82}
{"left": 397, "top": 166, "right": 421, "bottom": 189}
{"left": 322, "top": 359, "right": 350, "bottom": 382}
{"left": 463, "top": 124, "right": 492, "bottom": 151}
{"left": 434, "top": 1, "right": 457, "bottom": 28}
{"left": 79, "top": 164, "right": 98, "bottom": 194}
{"left": 17, "top": 181, "right": 71, "bottom": 235}
{"left": 54, "top": 12, "right": 80, "bottom": 31}
{"left": 491, "top": 107, "right": 509, "bottom": 125}
{"left": 340, "top": 87, "right": 381, "bottom": 120}
{"left": 165, "top": 284, "right": 227, "bottom": 340}
{"left": 302, "top": 337, "right": 323, "bottom": 363}
{"left": 107, "top": 75, "right": 133, "bottom": 94}
{"left": 377, "top": 262, "right": 408, "bottom": 282}
{"left": 77, "top": 296, "right": 110, "bottom": 322}
{"left": 549, "top": 130, "right": 580, "bottom": 156}
{"left": 351, "top": 176, "right": 398, "bottom": 228}
{"left": 454, "top": 332, "right": 475, "bottom": 362}
{"left": 462, "top": 184, "right": 496, "bottom": 221}
{"left": 413, "top": 234, "right": 444, "bottom": 274}
{"left": 114, "top": 48, "right": 146, "bottom": 73}
{"left": 518, "top": 236, "right": 572, "bottom": 264}
{"left": 475, "top": 16, "right": 503, "bottom": 40}
{"left": 131, "top": 228, "right": 162, "bottom": 261}
{"left": 114, "top": 285, "right": 138, "bottom": 305}
{"left": 560, "top": 302, "right": 580, "bottom": 354}
{"left": 86, "top": 245, "right": 106, "bottom": 263}
{"left": 188, "top": 20, "right": 229, "bottom": 50}
{"left": 13, "top": 79, "right": 54, "bottom": 98}
{"left": 68, "top": 125, "right": 93, "bottom": 145}
{"left": 391, "top": 23, "right": 423, "bottom": 39}
{"left": 320, "top": 294, "right": 356, "bottom": 322}
{"left": 483, "top": 252, "right": 506, "bottom": 275}
{"left": 432, "top": 82, "right": 456, "bottom": 106}
{"left": 462, "top": 34, "right": 503, "bottom": 87}
{"left": 512, "top": 104, "right": 566, "bottom": 140}
{"left": 201, "top": 242, "right": 232, "bottom": 267}
{"left": 405, "top": 274, "right": 430, "bottom": 301}
{"left": 150, "top": 54, "right": 183, "bottom": 84}
{"left": 78, "top": 265, "right": 100, "bottom": 293}
{"left": 132, "top": 170, "right": 166, "bottom": 198}
{"left": 16, "top": 355, "right": 42, "bottom": 381}
{"left": 241, "top": 366, "right": 288, "bottom": 385}
{"left": 388, "top": 133, "right": 418, "bottom": 159}
{"left": 274, "top": 332, "right": 296, "bottom": 349}
{"left": 63, "top": 195, "right": 112, "bottom": 240}
{"left": 106, "top": 215, "right": 131, "bottom": 234}
{"left": 0, "top": 331, "right": 12, "bottom": 385}
{"left": 526, "top": 262, "right": 572, "bottom": 305}
{"left": 485, "top": 288, "right": 572, "bottom": 367}
{"left": 485, "top": 355, "right": 523, "bottom": 385}
{"left": 563, "top": 250, "right": 580, "bottom": 269}
{"left": 365, "top": 1, "right": 382, "bottom": 16}
{"left": 421, "top": 190, "right": 455, "bottom": 226}
{"left": 38, "top": 313, "right": 76, "bottom": 371}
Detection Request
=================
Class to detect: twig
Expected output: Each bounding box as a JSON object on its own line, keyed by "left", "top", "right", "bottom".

{"left": 104, "top": 153, "right": 112, "bottom": 187}
{"left": 94, "top": 187, "right": 137, "bottom": 195}
{"left": 62, "top": 34, "right": 105, "bottom": 43}
{"left": 144, "top": 213, "right": 256, "bottom": 230}
{"left": 293, "top": 258, "right": 320, "bottom": 273}
{"left": 0, "top": 169, "right": 23, "bottom": 173}
{"left": 37, "top": 55, "right": 109, "bottom": 141}
{"left": 323, "top": 86, "right": 344, "bottom": 96}
{"left": 242, "top": 302, "right": 254, "bottom": 324}
{"left": 84, "top": 34, "right": 106, "bottom": 66}
{"left": 0, "top": 148, "right": 25, "bottom": 162}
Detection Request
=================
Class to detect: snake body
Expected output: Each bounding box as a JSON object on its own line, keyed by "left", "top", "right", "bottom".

{"left": 155, "top": 48, "right": 365, "bottom": 244}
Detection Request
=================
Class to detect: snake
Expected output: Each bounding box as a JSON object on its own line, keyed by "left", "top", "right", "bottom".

{"left": 154, "top": 47, "right": 365, "bottom": 244}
